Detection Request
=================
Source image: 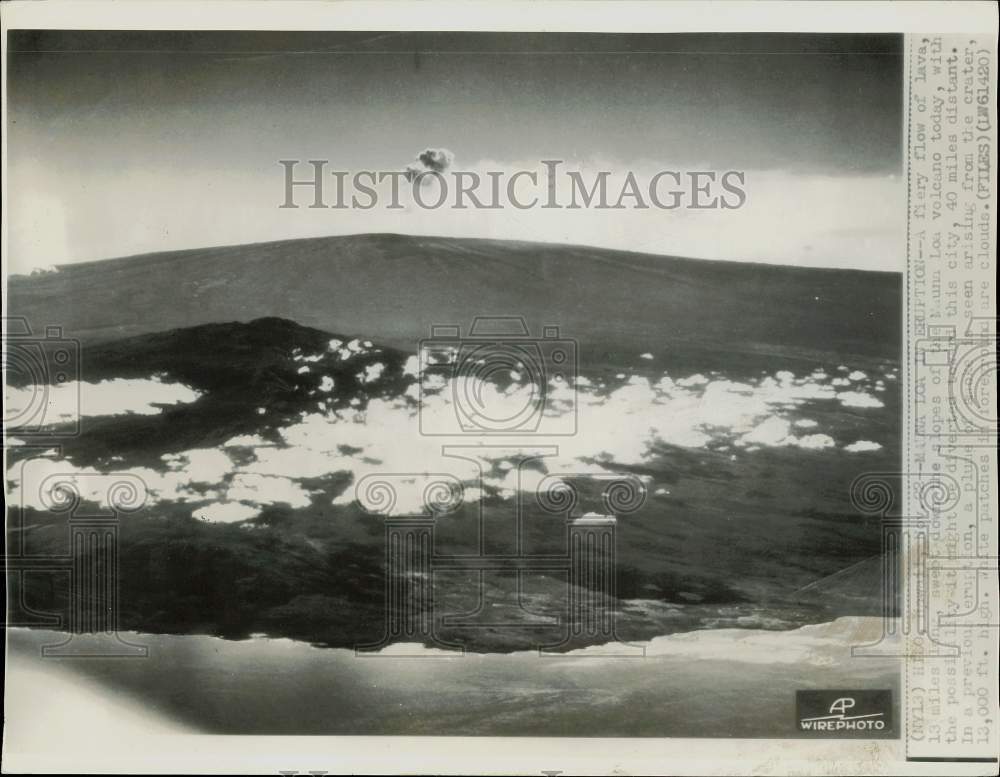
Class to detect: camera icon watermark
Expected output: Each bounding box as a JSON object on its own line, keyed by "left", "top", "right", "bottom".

{"left": 2, "top": 317, "right": 81, "bottom": 437}
{"left": 417, "top": 316, "right": 578, "bottom": 436}
{"left": 915, "top": 317, "right": 997, "bottom": 438}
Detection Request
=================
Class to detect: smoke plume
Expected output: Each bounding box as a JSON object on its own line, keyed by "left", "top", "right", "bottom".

{"left": 404, "top": 147, "right": 455, "bottom": 182}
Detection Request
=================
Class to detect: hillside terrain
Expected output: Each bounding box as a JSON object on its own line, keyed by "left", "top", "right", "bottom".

{"left": 8, "top": 233, "right": 900, "bottom": 362}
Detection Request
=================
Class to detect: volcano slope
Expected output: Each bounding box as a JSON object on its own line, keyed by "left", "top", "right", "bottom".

{"left": 8, "top": 232, "right": 897, "bottom": 357}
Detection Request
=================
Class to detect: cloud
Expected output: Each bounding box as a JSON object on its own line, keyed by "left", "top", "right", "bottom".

{"left": 844, "top": 440, "right": 883, "bottom": 453}
{"left": 404, "top": 147, "right": 455, "bottom": 182}
{"left": 5, "top": 378, "right": 202, "bottom": 431}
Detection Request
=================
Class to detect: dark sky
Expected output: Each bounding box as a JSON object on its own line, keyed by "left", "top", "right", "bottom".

{"left": 8, "top": 31, "right": 902, "bottom": 173}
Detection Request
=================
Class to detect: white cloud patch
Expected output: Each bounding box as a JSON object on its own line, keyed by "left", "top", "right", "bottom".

{"left": 402, "top": 356, "right": 421, "bottom": 379}
{"left": 223, "top": 434, "right": 272, "bottom": 448}
{"left": 5, "top": 378, "right": 201, "bottom": 430}
{"left": 193, "top": 502, "right": 260, "bottom": 524}
{"left": 837, "top": 391, "right": 884, "bottom": 409}
{"left": 357, "top": 363, "right": 385, "bottom": 384}
{"left": 161, "top": 448, "right": 233, "bottom": 482}
{"left": 225, "top": 473, "right": 312, "bottom": 509}
{"left": 796, "top": 434, "right": 836, "bottom": 450}
{"left": 738, "top": 417, "right": 833, "bottom": 450}
{"left": 844, "top": 440, "right": 883, "bottom": 453}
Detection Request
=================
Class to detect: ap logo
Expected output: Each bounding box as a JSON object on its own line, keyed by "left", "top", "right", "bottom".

{"left": 829, "top": 697, "right": 856, "bottom": 716}
{"left": 796, "top": 690, "right": 894, "bottom": 738}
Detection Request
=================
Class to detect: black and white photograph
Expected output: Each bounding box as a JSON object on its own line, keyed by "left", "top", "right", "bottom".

{"left": 2, "top": 2, "right": 997, "bottom": 774}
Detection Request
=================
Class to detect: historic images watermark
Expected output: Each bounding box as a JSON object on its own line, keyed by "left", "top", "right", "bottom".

{"left": 279, "top": 155, "right": 748, "bottom": 211}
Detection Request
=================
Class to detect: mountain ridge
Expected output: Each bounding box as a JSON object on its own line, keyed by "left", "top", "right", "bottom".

{"left": 13, "top": 231, "right": 903, "bottom": 278}
{"left": 8, "top": 232, "right": 901, "bottom": 360}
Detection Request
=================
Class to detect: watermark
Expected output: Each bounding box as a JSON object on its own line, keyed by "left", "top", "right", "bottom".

{"left": 4, "top": 461, "right": 150, "bottom": 658}
{"left": 847, "top": 470, "right": 979, "bottom": 659}
{"left": 418, "top": 316, "right": 577, "bottom": 437}
{"left": 2, "top": 317, "right": 81, "bottom": 437}
{"left": 796, "top": 690, "right": 895, "bottom": 738}
{"left": 914, "top": 317, "right": 997, "bottom": 438}
{"left": 278, "top": 157, "right": 748, "bottom": 211}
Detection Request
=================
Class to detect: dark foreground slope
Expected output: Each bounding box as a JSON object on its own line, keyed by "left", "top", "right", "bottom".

{"left": 7, "top": 316, "right": 899, "bottom": 652}
{"left": 8, "top": 233, "right": 900, "bottom": 360}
